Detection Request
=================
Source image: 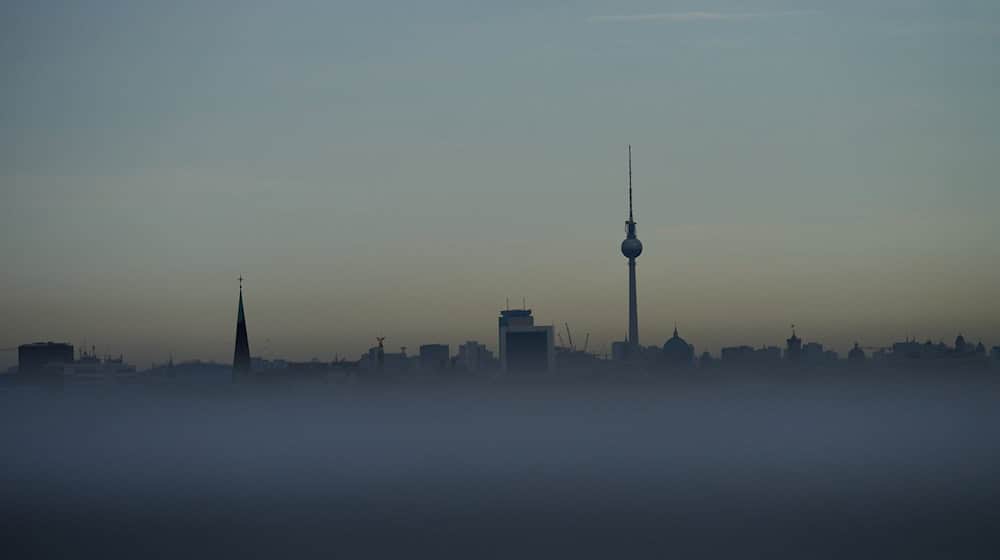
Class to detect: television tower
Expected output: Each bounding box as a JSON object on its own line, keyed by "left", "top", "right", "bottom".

{"left": 620, "top": 146, "right": 643, "bottom": 354}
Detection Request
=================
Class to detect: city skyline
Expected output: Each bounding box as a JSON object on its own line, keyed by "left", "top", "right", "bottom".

{"left": 3, "top": 1, "right": 999, "bottom": 368}
{"left": 6, "top": 4, "right": 1000, "bottom": 557}
{"left": 7, "top": 272, "right": 996, "bottom": 372}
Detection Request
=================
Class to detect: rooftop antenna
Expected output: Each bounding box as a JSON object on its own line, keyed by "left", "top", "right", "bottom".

{"left": 522, "top": 296, "right": 526, "bottom": 310}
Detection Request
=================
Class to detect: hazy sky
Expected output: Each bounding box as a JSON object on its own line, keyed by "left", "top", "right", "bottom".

{"left": 3, "top": 1, "right": 999, "bottom": 368}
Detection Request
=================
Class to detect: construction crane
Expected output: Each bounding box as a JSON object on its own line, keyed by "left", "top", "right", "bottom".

{"left": 557, "top": 324, "right": 594, "bottom": 354}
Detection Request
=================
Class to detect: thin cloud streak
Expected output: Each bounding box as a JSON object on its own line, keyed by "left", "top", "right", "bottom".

{"left": 588, "top": 11, "right": 821, "bottom": 24}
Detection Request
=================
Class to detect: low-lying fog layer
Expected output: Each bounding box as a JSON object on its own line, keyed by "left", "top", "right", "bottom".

{"left": 2, "top": 374, "right": 999, "bottom": 559}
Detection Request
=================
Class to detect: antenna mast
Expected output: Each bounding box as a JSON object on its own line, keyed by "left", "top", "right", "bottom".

{"left": 628, "top": 144, "right": 633, "bottom": 222}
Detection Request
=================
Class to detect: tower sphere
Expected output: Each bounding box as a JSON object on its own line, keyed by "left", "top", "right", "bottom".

{"left": 621, "top": 237, "right": 643, "bottom": 259}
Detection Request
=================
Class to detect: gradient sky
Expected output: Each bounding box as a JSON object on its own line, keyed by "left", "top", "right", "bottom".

{"left": 3, "top": 1, "right": 999, "bottom": 368}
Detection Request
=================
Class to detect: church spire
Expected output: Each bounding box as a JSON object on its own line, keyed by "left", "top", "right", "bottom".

{"left": 233, "top": 276, "right": 251, "bottom": 379}
{"left": 237, "top": 277, "right": 246, "bottom": 323}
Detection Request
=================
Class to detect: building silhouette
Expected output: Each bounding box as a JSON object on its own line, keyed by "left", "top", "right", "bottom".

{"left": 721, "top": 345, "right": 755, "bottom": 364}
{"left": 498, "top": 308, "right": 554, "bottom": 374}
{"left": 383, "top": 348, "right": 412, "bottom": 374}
{"left": 880, "top": 334, "right": 991, "bottom": 369}
{"left": 661, "top": 327, "right": 695, "bottom": 368}
{"left": 848, "top": 343, "right": 867, "bottom": 364}
{"left": 419, "top": 344, "right": 450, "bottom": 373}
{"left": 620, "top": 145, "right": 643, "bottom": 357}
{"left": 719, "top": 345, "right": 781, "bottom": 367}
{"left": 955, "top": 334, "right": 967, "bottom": 353}
{"left": 18, "top": 342, "right": 74, "bottom": 375}
{"left": 232, "top": 279, "right": 251, "bottom": 379}
{"left": 802, "top": 342, "right": 836, "bottom": 364}
{"left": 785, "top": 328, "right": 802, "bottom": 362}
{"left": 611, "top": 340, "right": 629, "bottom": 362}
{"left": 457, "top": 341, "right": 494, "bottom": 373}
{"left": 64, "top": 348, "right": 137, "bottom": 382}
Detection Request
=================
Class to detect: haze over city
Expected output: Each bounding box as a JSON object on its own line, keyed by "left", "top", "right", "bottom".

{"left": 6, "top": 3, "right": 1000, "bottom": 559}
{"left": 3, "top": 1, "right": 999, "bottom": 368}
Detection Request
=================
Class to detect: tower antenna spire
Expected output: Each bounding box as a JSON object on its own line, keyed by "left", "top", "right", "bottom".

{"left": 628, "top": 144, "right": 634, "bottom": 222}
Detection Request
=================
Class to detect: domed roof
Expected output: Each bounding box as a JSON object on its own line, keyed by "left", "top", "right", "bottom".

{"left": 663, "top": 327, "right": 686, "bottom": 348}
{"left": 662, "top": 327, "right": 694, "bottom": 364}
{"left": 955, "top": 334, "right": 967, "bottom": 351}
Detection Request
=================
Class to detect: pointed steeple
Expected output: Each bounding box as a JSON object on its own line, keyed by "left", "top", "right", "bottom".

{"left": 233, "top": 277, "right": 251, "bottom": 379}
{"left": 237, "top": 286, "right": 246, "bottom": 323}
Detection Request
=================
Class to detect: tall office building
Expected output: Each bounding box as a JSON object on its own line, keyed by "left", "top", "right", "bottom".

{"left": 620, "top": 146, "right": 643, "bottom": 356}
{"left": 232, "top": 278, "right": 251, "bottom": 378}
{"left": 498, "top": 308, "right": 554, "bottom": 374}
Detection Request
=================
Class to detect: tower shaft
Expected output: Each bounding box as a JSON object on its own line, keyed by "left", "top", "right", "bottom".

{"left": 628, "top": 257, "right": 638, "bottom": 349}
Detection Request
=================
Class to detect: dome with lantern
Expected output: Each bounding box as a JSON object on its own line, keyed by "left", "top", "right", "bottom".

{"left": 662, "top": 327, "right": 694, "bottom": 366}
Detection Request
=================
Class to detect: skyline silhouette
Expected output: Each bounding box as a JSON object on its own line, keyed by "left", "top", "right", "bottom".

{"left": 3, "top": 2, "right": 998, "bottom": 370}
{"left": 4, "top": 138, "right": 997, "bottom": 370}
{"left": 6, "top": 270, "right": 997, "bottom": 380}
{"left": 3, "top": 3, "right": 1000, "bottom": 557}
